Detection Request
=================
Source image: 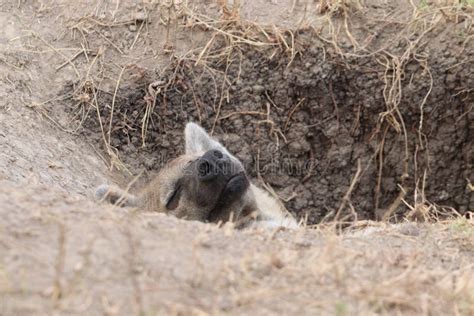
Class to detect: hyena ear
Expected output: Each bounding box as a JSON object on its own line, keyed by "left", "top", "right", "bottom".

{"left": 185, "top": 122, "right": 229, "bottom": 155}
{"left": 185, "top": 122, "right": 244, "bottom": 168}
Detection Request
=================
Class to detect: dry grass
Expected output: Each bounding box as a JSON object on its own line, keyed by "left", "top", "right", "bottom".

{"left": 317, "top": 0, "right": 363, "bottom": 15}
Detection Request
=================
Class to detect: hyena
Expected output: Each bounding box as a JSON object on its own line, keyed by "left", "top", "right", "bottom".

{"left": 96, "top": 122, "right": 298, "bottom": 229}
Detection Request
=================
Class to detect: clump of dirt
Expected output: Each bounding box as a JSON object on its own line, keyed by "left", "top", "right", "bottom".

{"left": 63, "top": 7, "right": 473, "bottom": 224}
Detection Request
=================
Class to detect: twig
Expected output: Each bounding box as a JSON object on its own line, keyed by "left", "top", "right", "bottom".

{"left": 284, "top": 98, "right": 305, "bottom": 131}
{"left": 334, "top": 159, "right": 362, "bottom": 222}
{"left": 55, "top": 49, "right": 87, "bottom": 71}
{"left": 219, "top": 110, "right": 266, "bottom": 121}
{"left": 32, "top": 32, "right": 81, "bottom": 78}
{"left": 107, "top": 65, "right": 127, "bottom": 147}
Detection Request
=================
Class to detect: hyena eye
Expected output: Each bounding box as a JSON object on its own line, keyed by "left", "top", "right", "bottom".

{"left": 166, "top": 186, "right": 181, "bottom": 210}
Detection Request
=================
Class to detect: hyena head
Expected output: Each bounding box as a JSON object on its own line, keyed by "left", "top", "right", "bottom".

{"left": 142, "top": 122, "right": 257, "bottom": 223}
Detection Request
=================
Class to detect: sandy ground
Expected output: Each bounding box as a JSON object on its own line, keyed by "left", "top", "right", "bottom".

{"left": 1, "top": 181, "right": 473, "bottom": 315}
{"left": 0, "top": 0, "right": 473, "bottom": 315}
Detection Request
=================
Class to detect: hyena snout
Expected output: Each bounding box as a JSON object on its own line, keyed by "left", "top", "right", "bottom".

{"left": 192, "top": 149, "right": 249, "bottom": 205}
{"left": 196, "top": 149, "right": 234, "bottom": 181}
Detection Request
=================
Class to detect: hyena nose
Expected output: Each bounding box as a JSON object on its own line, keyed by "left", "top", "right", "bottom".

{"left": 197, "top": 149, "right": 230, "bottom": 181}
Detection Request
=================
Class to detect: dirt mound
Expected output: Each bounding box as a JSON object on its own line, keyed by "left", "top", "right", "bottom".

{"left": 1, "top": 180, "right": 473, "bottom": 315}
{"left": 66, "top": 8, "right": 473, "bottom": 224}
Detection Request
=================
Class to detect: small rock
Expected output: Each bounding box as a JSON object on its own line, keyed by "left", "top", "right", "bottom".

{"left": 144, "top": 158, "right": 157, "bottom": 169}
{"left": 252, "top": 85, "right": 265, "bottom": 94}
{"left": 134, "top": 11, "right": 147, "bottom": 22}
{"left": 398, "top": 223, "right": 420, "bottom": 236}
{"left": 288, "top": 140, "right": 310, "bottom": 155}
{"left": 446, "top": 73, "right": 456, "bottom": 83}
{"left": 325, "top": 123, "right": 339, "bottom": 137}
